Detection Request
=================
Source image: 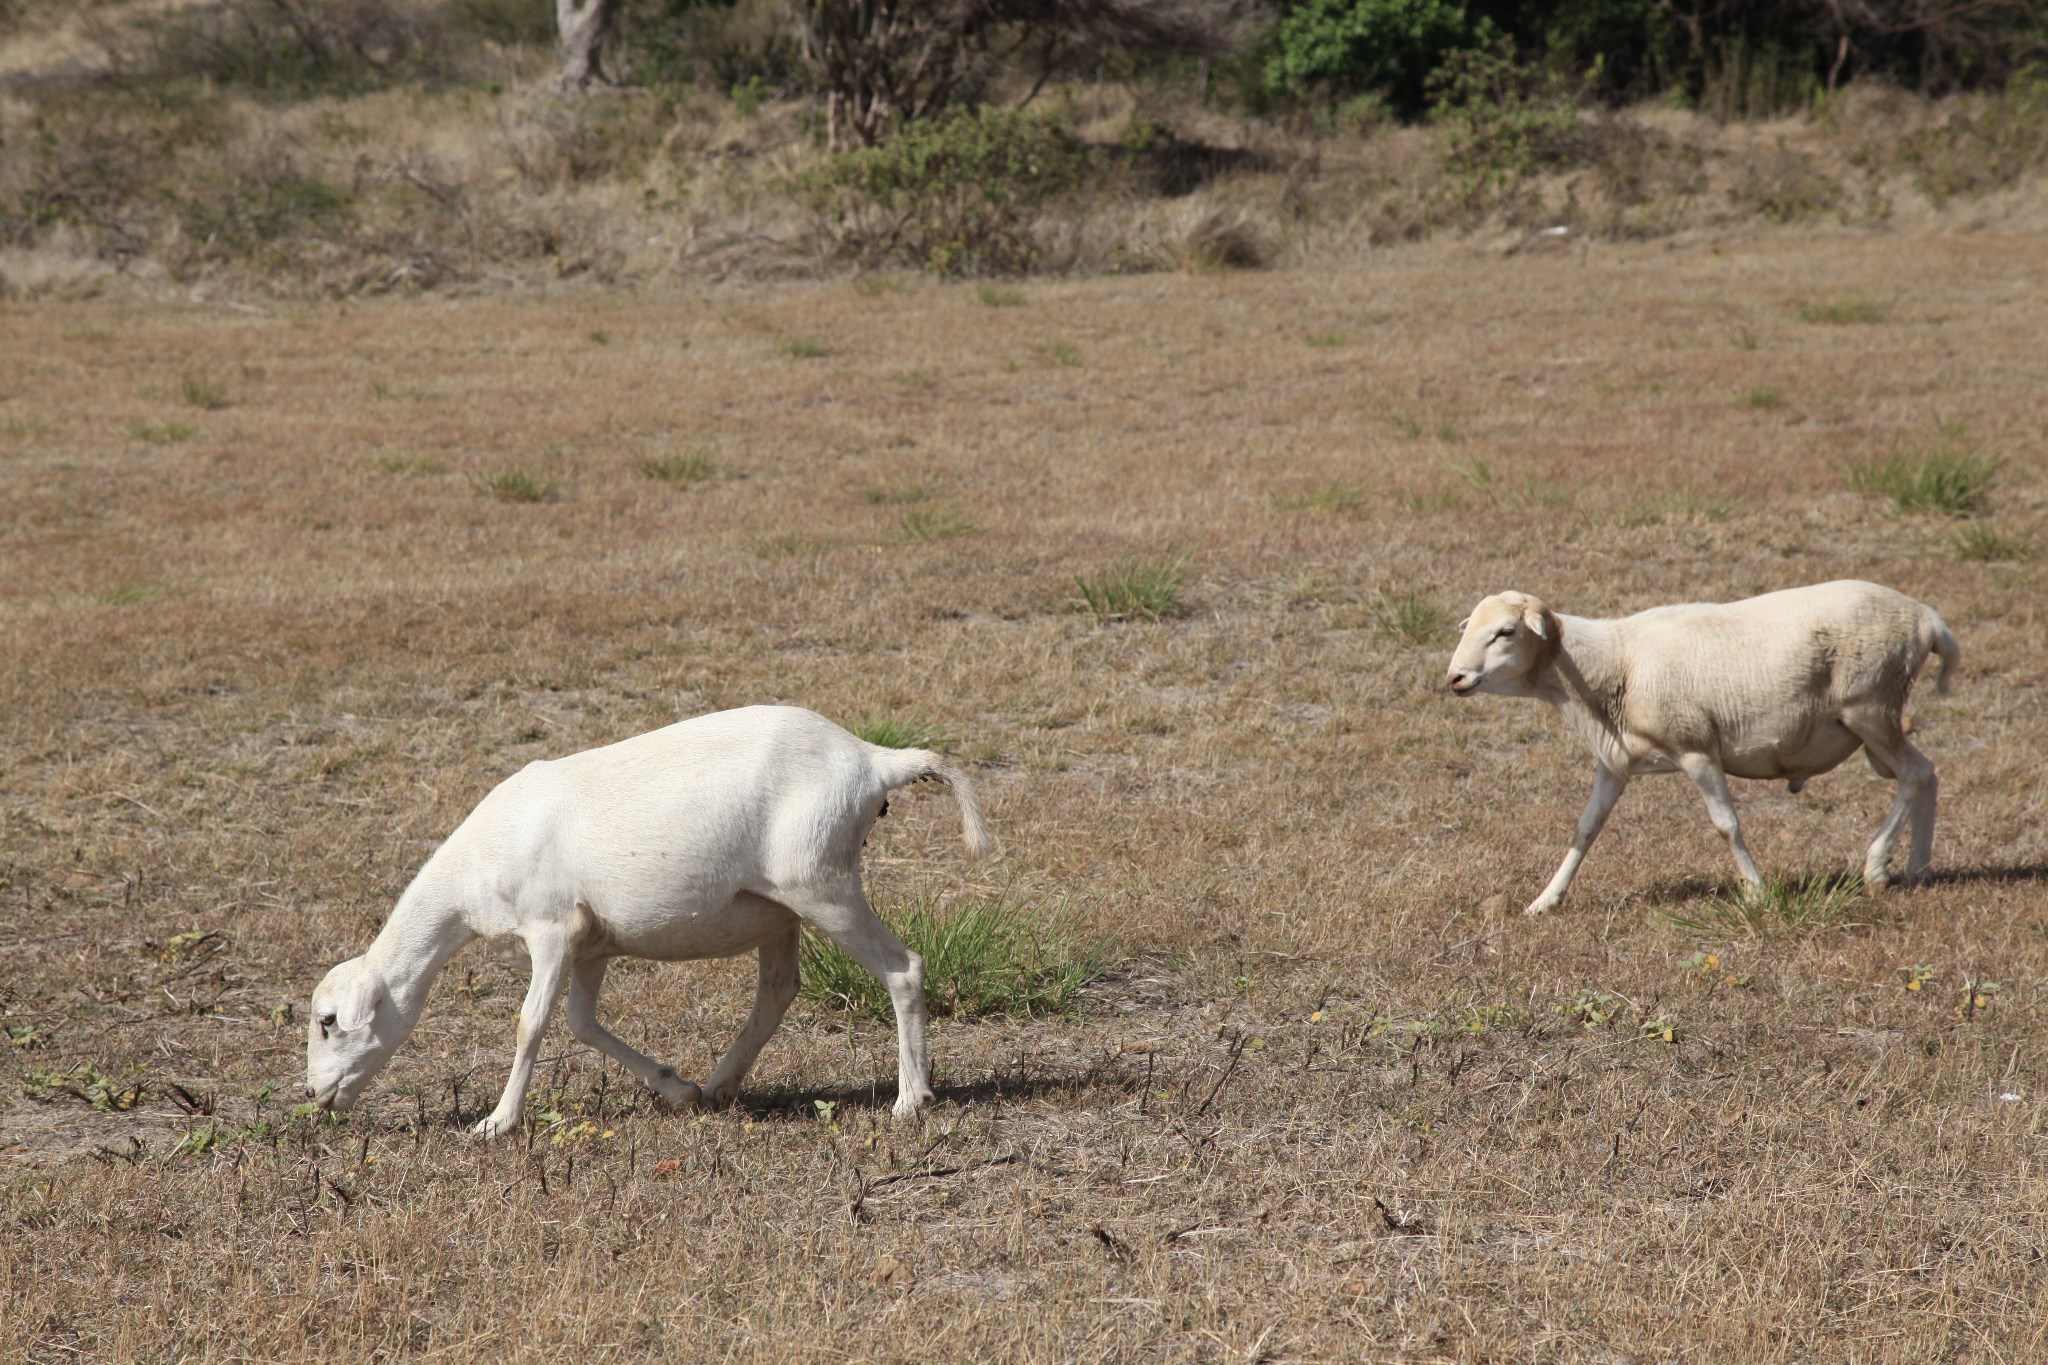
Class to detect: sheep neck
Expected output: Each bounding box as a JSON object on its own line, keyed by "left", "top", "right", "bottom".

{"left": 1534, "top": 617, "right": 1634, "bottom": 772}
{"left": 362, "top": 856, "right": 476, "bottom": 1029}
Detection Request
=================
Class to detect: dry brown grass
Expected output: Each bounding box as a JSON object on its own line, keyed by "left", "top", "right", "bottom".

{"left": 3, "top": 232, "right": 2047, "bottom": 1362}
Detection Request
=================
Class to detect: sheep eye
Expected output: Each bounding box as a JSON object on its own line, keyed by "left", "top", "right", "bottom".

{"left": 1495, "top": 626, "right": 1516, "bottom": 640}
{"left": 316, "top": 1013, "right": 336, "bottom": 1037}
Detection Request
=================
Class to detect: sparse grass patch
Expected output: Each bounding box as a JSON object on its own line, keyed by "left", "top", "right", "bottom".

{"left": 1269, "top": 482, "right": 1368, "bottom": 514}
{"left": 477, "top": 468, "right": 556, "bottom": 503}
{"left": 1849, "top": 446, "right": 2000, "bottom": 515}
{"left": 895, "top": 506, "right": 979, "bottom": 543}
{"left": 1743, "top": 385, "right": 1784, "bottom": 409}
{"left": 977, "top": 285, "right": 1024, "bottom": 307}
{"left": 748, "top": 534, "right": 834, "bottom": 559}
{"left": 372, "top": 453, "right": 446, "bottom": 475}
{"left": 1660, "top": 871, "right": 1865, "bottom": 937}
{"left": 781, "top": 339, "right": 828, "bottom": 359}
{"left": 1038, "top": 341, "right": 1083, "bottom": 367}
{"left": 180, "top": 375, "right": 230, "bottom": 410}
{"left": 1397, "top": 485, "right": 1466, "bottom": 512}
{"left": 4, "top": 417, "right": 53, "bottom": 440}
{"left": 850, "top": 715, "right": 944, "bottom": 749}
{"left": 1074, "top": 554, "right": 1187, "bottom": 622}
{"left": 1621, "top": 492, "right": 1732, "bottom": 528}
{"left": 126, "top": 421, "right": 198, "bottom": 444}
{"left": 1370, "top": 592, "right": 1445, "bottom": 645}
{"left": 799, "top": 892, "right": 1113, "bottom": 1020}
{"left": 1949, "top": 522, "right": 2035, "bottom": 562}
{"left": 863, "top": 484, "right": 928, "bottom": 505}
{"left": 640, "top": 450, "right": 717, "bottom": 485}
{"left": 588, "top": 329, "right": 611, "bottom": 345}
{"left": 1304, "top": 332, "right": 1347, "bottom": 348}
{"left": 91, "top": 583, "right": 170, "bottom": 608}
{"left": 1796, "top": 296, "right": 1888, "bottom": 325}
{"left": 1396, "top": 411, "right": 1460, "bottom": 442}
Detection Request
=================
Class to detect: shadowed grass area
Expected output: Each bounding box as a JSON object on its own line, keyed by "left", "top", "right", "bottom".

{"left": 799, "top": 892, "right": 1114, "bottom": 1020}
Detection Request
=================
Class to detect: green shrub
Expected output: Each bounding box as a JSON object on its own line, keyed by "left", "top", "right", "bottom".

{"left": 803, "top": 108, "right": 1090, "bottom": 276}
{"left": 1428, "top": 46, "right": 1584, "bottom": 200}
{"left": 1264, "top": 0, "right": 1498, "bottom": 119}
{"left": 799, "top": 892, "right": 1113, "bottom": 1020}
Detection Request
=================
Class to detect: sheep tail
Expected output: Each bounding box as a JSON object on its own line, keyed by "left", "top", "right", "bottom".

{"left": 1920, "top": 606, "right": 1961, "bottom": 696}
{"left": 869, "top": 747, "right": 992, "bottom": 860}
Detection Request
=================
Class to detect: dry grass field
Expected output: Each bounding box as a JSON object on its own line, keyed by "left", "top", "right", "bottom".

{"left": 3, "top": 230, "right": 2047, "bottom": 1362}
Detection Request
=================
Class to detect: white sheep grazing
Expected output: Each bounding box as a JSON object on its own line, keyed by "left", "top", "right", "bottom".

{"left": 306, "top": 705, "right": 990, "bottom": 1136}
{"left": 1445, "top": 580, "right": 1958, "bottom": 915}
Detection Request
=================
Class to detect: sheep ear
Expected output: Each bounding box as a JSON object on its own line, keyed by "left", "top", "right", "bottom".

{"left": 1523, "top": 605, "right": 1550, "bottom": 639}
{"left": 335, "top": 972, "right": 384, "bottom": 1032}
{"left": 1456, "top": 616, "right": 1471, "bottom": 632}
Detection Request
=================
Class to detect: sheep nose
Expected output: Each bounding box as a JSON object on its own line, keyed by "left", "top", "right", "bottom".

{"left": 1446, "top": 671, "right": 1476, "bottom": 694}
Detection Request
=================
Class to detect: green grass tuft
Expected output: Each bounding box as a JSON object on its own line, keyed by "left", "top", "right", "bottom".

{"left": 781, "top": 338, "right": 828, "bottom": 359}
{"left": 1075, "top": 554, "right": 1187, "bottom": 622}
{"left": 641, "top": 450, "right": 717, "bottom": 485}
{"left": 749, "top": 534, "right": 833, "bottom": 559}
{"left": 127, "top": 421, "right": 199, "bottom": 444}
{"left": 850, "top": 715, "right": 944, "bottom": 749}
{"left": 863, "top": 484, "right": 928, "bottom": 506}
{"left": 1660, "top": 871, "right": 1864, "bottom": 937}
{"left": 93, "top": 583, "right": 170, "bottom": 607}
{"left": 180, "top": 375, "right": 230, "bottom": 410}
{"left": 1370, "top": 592, "right": 1444, "bottom": 644}
{"left": 1743, "top": 385, "right": 1785, "bottom": 409}
{"left": 1849, "top": 447, "right": 2000, "bottom": 515}
{"left": 1038, "top": 340, "right": 1083, "bottom": 367}
{"left": 977, "top": 285, "right": 1025, "bottom": 307}
{"left": 478, "top": 467, "right": 555, "bottom": 503}
{"left": 1948, "top": 522, "right": 2035, "bottom": 562}
{"left": 1269, "top": 482, "right": 1368, "bottom": 514}
{"left": 372, "top": 453, "right": 446, "bottom": 475}
{"left": 1304, "top": 332, "right": 1348, "bottom": 348}
{"left": 896, "top": 506, "right": 979, "bottom": 543}
{"left": 1796, "top": 296, "right": 1888, "bottom": 325}
{"left": 799, "top": 892, "right": 1114, "bottom": 1021}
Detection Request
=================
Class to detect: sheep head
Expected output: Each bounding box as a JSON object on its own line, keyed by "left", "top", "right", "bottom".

{"left": 306, "top": 957, "right": 399, "bottom": 1112}
{"left": 1447, "top": 591, "right": 1558, "bottom": 696}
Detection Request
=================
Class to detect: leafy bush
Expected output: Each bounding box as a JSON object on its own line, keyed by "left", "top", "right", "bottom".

{"left": 1265, "top": 0, "right": 1497, "bottom": 118}
{"left": 799, "top": 892, "right": 1113, "bottom": 1020}
{"left": 804, "top": 108, "right": 1090, "bottom": 275}
{"left": 1901, "top": 68, "right": 2048, "bottom": 204}
{"left": 1427, "top": 46, "right": 1584, "bottom": 199}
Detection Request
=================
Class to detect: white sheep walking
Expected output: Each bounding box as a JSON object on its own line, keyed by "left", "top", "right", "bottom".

{"left": 1445, "top": 580, "right": 1958, "bottom": 915}
{"left": 306, "top": 705, "right": 989, "bottom": 1136}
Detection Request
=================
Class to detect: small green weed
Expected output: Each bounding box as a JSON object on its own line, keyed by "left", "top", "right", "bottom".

{"left": 1074, "top": 554, "right": 1187, "bottom": 622}
{"left": 977, "top": 285, "right": 1024, "bottom": 307}
{"left": 1661, "top": 871, "right": 1864, "bottom": 937}
{"left": 180, "top": 375, "right": 230, "bottom": 410}
{"left": 1305, "top": 332, "right": 1348, "bottom": 348}
{"left": 851, "top": 716, "right": 943, "bottom": 749}
{"left": 1039, "top": 341, "right": 1083, "bottom": 367}
{"left": 1849, "top": 446, "right": 2000, "bottom": 515}
{"left": 896, "top": 506, "right": 979, "bottom": 543}
{"left": 641, "top": 450, "right": 717, "bottom": 485}
{"left": 1441, "top": 454, "right": 1493, "bottom": 486}
{"left": 1269, "top": 482, "right": 1368, "bottom": 514}
{"left": 479, "top": 468, "right": 556, "bottom": 503}
{"left": 1744, "top": 385, "right": 1785, "bottom": 409}
{"left": 1370, "top": 592, "right": 1445, "bottom": 645}
{"left": 799, "top": 892, "right": 1113, "bottom": 1020}
{"left": 127, "top": 421, "right": 198, "bottom": 444}
{"left": 588, "top": 328, "right": 611, "bottom": 345}
{"left": 781, "top": 338, "right": 828, "bottom": 359}
{"left": 22, "top": 1062, "right": 143, "bottom": 1111}
{"left": 1797, "top": 296, "right": 1888, "bottom": 325}
{"left": 1562, "top": 990, "right": 1624, "bottom": 1029}
{"left": 1949, "top": 522, "right": 2035, "bottom": 562}
{"left": 899, "top": 369, "right": 936, "bottom": 389}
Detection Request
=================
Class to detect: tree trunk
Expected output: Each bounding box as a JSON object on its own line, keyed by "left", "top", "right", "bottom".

{"left": 556, "top": 0, "right": 613, "bottom": 94}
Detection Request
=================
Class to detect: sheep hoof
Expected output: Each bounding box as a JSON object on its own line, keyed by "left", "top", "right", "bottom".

{"left": 891, "top": 1090, "right": 935, "bottom": 1119}
{"left": 1522, "top": 897, "right": 1557, "bottom": 917}
{"left": 651, "top": 1069, "right": 703, "bottom": 1108}
{"left": 1864, "top": 869, "right": 1892, "bottom": 891}
{"left": 699, "top": 1080, "right": 738, "bottom": 1107}
{"left": 471, "top": 1112, "right": 519, "bottom": 1141}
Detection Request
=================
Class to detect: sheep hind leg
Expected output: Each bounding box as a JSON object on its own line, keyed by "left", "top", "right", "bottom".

{"left": 475, "top": 929, "right": 573, "bottom": 1140}
{"left": 564, "top": 958, "right": 701, "bottom": 1109}
{"left": 1676, "top": 753, "right": 1765, "bottom": 892}
{"left": 782, "top": 881, "right": 933, "bottom": 1117}
{"left": 1846, "top": 711, "right": 1937, "bottom": 887}
{"left": 701, "top": 923, "right": 799, "bottom": 1107}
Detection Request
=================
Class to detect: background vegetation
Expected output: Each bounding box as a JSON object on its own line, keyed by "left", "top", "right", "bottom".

{"left": 3, "top": 0, "right": 2047, "bottom": 295}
